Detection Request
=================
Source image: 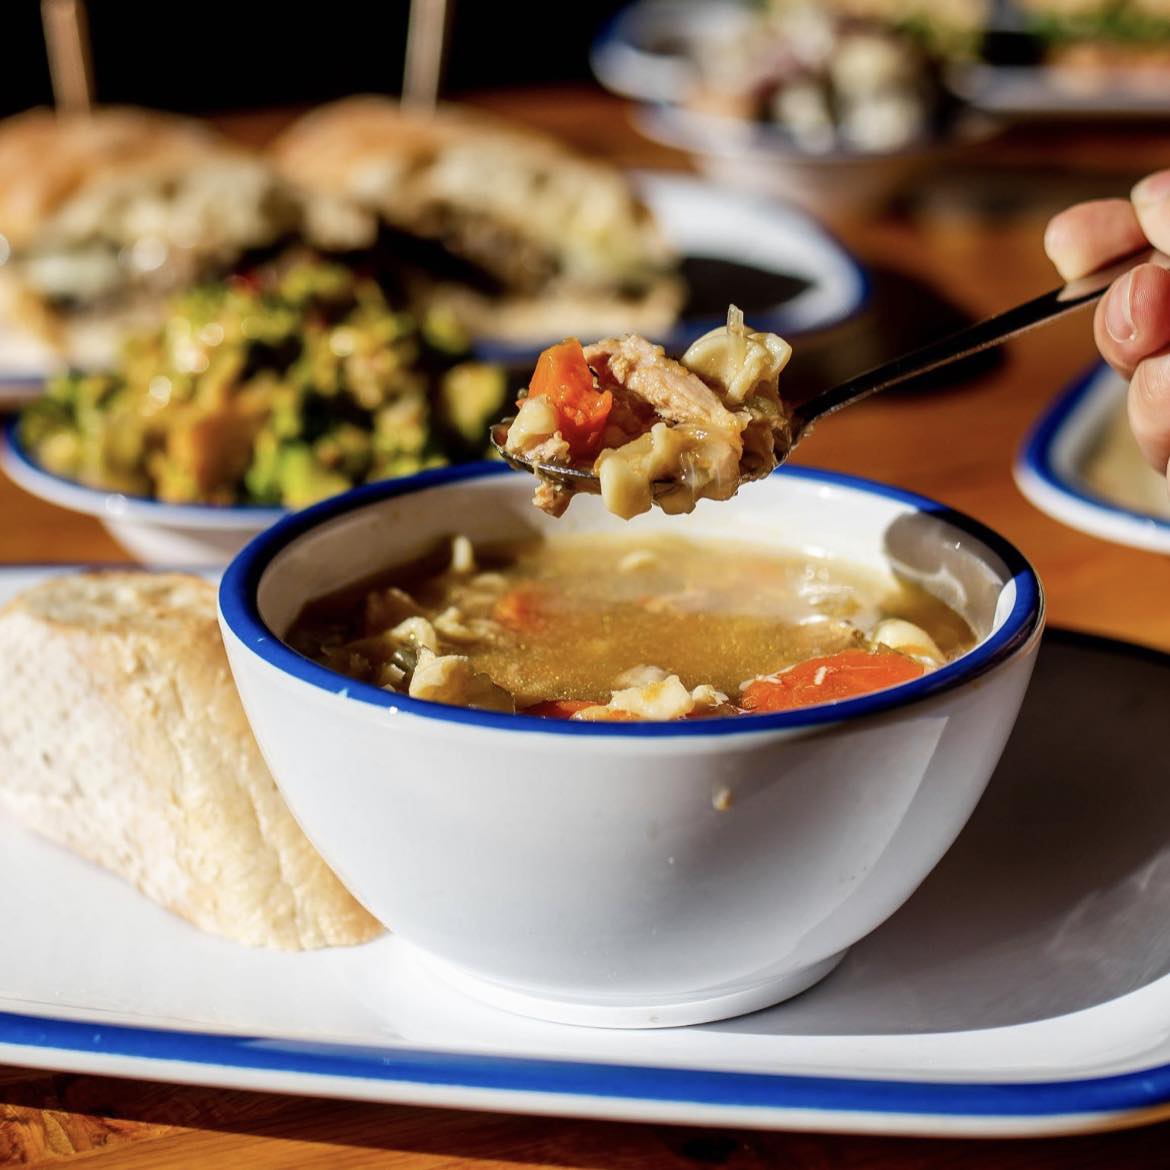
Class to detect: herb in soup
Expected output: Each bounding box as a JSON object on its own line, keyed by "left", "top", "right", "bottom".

{"left": 285, "top": 533, "right": 974, "bottom": 721}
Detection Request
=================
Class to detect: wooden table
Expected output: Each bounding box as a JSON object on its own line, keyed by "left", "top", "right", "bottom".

{"left": 4, "top": 88, "right": 1170, "bottom": 1167}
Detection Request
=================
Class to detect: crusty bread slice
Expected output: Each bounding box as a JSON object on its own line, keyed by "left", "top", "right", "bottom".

{"left": 0, "top": 572, "right": 383, "bottom": 950}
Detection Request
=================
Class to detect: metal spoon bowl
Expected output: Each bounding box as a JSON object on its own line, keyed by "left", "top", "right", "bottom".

{"left": 492, "top": 247, "right": 1169, "bottom": 492}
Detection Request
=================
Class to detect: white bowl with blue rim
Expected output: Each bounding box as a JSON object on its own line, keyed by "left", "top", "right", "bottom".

{"left": 1015, "top": 363, "right": 1170, "bottom": 555}
{"left": 217, "top": 463, "right": 1043, "bottom": 1029}
{"left": 1, "top": 419, "right": 283, "bottom": 566}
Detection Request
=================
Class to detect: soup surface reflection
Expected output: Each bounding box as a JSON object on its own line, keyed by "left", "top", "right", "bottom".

{"left": 286, "top": 533, "right": 975, "bottom": 721}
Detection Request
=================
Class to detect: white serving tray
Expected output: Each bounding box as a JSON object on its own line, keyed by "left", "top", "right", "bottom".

{"left": 1015, "top": 363, "right": 1170, "bottom": 554}
{"left": 4, "top": 565, "right": 1170, "bottom": 1136}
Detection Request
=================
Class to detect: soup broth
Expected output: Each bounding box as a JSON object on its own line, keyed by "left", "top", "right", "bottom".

{"left": 287, "top": 532, "right": 975, "bottom": 721}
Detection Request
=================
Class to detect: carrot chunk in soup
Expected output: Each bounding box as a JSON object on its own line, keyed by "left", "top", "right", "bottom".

{"left": 740, "top": 649, "right": 925, "bottom": 713}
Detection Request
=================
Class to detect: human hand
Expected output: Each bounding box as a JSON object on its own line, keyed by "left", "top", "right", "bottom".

{"left": 1045, "top": 172, "right": 1170, "bottom": 481}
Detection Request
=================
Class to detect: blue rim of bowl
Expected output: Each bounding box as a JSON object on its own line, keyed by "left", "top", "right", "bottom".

{"left": 219, "top": 463, "right": 1043, "bottom": 738}
{"left": 1018, "top": 362, "right": 1170, "bottom": 537}
{"left": 2, "top": 418, "right": 287, "bottom": 524}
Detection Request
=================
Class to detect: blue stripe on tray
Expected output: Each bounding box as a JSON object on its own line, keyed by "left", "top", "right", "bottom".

{"left": 2, "top": 1008, "right": 1168, "bottom": 1119}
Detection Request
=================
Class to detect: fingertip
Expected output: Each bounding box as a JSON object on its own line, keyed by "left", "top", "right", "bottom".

{"left": 1091, "top": 264, "right": 1170, "bottom": 378}
{"left": 1043, "top": 199, "right": 1147, "bottom": 282}
{"left": 1127, "top": 351, "right": 1170, "bottom": 475}
{"left": 1132, "top": 169, "right": 1170, "bottom": 209}
{"left": 1043, "top": 210, "right": 1083, "bottom": 281}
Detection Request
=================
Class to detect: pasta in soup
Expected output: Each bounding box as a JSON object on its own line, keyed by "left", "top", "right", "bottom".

{"left": 285, "top": 532, "right": 974, "bottom": 721}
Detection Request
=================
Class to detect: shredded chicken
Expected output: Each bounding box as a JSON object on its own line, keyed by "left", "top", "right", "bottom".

{"left": 585, "top": 335, "right": 743, "bottom": 437}
{"left": 574, "top": 674, "right": 730, "bottom": 722}
{"left": 408, "top": 649, "right": 515, "bottom": 712}
{"left": 533, "top": 478, "right": 573, "bottom": 517}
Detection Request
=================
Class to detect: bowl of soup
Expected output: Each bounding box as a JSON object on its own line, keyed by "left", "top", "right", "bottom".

{"left": 218, "top": 462, "right": 1043, "bottom": 1027}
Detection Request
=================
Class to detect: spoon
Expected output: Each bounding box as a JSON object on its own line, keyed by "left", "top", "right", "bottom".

{"left": 491, "top": 247, "right": 1170, "bottom": 496}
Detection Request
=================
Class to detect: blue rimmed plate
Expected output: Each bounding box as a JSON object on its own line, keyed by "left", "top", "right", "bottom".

{"left": 1015, "top": 363, "right": 1170, "bottom": 554}
{"left": 2, "top": 558, "right": 1170, "bottom": 1136}
{"left": 0, "top": 420, "right": 284, "bottom": 565}
{"left": 0, "top": 322, "right": 55, "bottom": 410}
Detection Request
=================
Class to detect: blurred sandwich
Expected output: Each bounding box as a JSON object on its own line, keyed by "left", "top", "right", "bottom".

{"left": 0, "top": 107, "right": 299, "bottom": 367}
{"left": 269, "top": 96, "right": 684, "bottom": 346}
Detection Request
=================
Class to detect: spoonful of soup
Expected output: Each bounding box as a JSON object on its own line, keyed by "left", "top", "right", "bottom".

{"left": 493, "top": 247, "right": 1169, "bottom": 519}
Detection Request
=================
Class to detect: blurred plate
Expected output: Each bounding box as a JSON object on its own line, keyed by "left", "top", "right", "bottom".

{"left": 634, "top": 106, "right": 997, "bottom": 217}
{"left": 0, "top": 322, "right": 56, "bottom": 411}
{"left": 1015, "top": 363, "right": 1170, "bottom": 554}
{"left": 950, "top": 62, "right": 1170, "bottom": 119}
{"left": 590, "top": 0, "right": 745, "bottom": 104}
{"left": 593, "top": 0, "right": 999, "bottom": 216}
{"left": 1, "top": 419, "right": 284, "bottom": 565}
{"left": 473, "top": 172, "right": 869, "bottom": 363}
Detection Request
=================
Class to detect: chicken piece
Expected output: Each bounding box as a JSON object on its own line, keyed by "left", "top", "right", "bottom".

{"left": 407, "top": 650, "right": 515, "bottom": 712}
{"left": 574, "top": 674, "right": 729, "bottom": 722}
{"left": 533, "top": 478, "right": 572, "bottom": 517}
{"left": 585, "top": 334, "right": 743, "bottom": 440}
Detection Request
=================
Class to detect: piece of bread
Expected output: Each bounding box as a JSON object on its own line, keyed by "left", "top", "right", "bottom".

{"left": 269, "top": 96, "right": 683, "bottom": 340}
{"left": 0, "top": 572, "right": 383, "bottom": 950}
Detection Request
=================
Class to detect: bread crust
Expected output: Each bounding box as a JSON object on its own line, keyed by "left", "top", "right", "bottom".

{"left": 0, "top": 572, "right": 384, "bottom": 950}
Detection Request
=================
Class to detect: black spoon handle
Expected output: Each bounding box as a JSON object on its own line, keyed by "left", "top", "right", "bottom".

{"left": 793, "top": 247, "right": 1169, "bottom": 433}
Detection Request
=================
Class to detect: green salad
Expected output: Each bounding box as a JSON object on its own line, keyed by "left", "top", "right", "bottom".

{"left": 19, "top": 257, "right": 508, "bottom": 507}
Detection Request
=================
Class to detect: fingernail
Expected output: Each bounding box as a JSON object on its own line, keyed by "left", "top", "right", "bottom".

{"left": 1106, "top": 270, "right": 1137, "bottom": 343}
{"left": 1133, "top": 170, "right": 1170, "bottom": 207}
